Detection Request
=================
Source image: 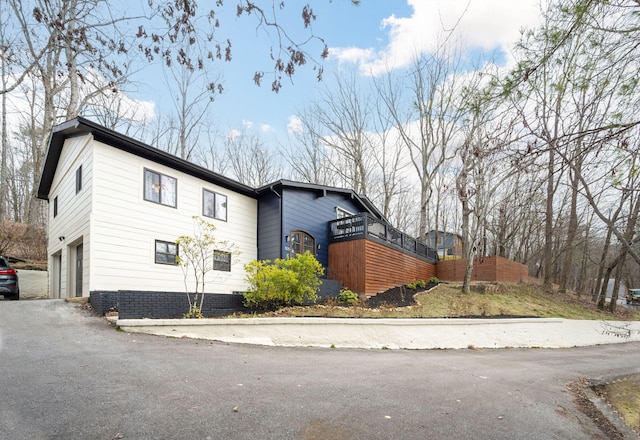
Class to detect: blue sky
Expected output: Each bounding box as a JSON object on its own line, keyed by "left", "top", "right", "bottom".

{"left": 129, "top": 0, "right": 542, "bottom": 144}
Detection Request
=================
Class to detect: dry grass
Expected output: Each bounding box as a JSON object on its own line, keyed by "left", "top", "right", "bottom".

{"left": 596, "top": 375, "right": 640, "bottom": 434}
{"left": 259, "top": 282, "right": 640, "bottom": 321}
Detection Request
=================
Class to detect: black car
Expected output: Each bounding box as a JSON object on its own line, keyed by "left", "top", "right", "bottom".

{"left": 0, "top": 257, "right": 19, "bottom": 300}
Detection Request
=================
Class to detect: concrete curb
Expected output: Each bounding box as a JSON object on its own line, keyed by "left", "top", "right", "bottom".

{"left": 580, "top": 379, "right": 640, "bottom": 439}
{"left": 115, "top": 317, "right": 640, "bottom": 349}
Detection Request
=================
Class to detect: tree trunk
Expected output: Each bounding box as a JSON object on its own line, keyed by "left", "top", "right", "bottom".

{"left": 559, "top": 163, "right": 579, "bottom": 293}
{"left": 543, "top": 147, "right": 555, "bottom": 292}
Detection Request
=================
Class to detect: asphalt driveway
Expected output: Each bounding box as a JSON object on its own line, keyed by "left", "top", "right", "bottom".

{"left": 1, "top": 300, "right": 639, "bottom": 439}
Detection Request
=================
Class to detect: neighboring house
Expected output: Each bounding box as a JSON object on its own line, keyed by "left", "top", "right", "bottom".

{"left": 37, "top": 117, "right": 438, "bottom": 317}
{"left": 425, "top": 230, "right": 463, "bottom": 260}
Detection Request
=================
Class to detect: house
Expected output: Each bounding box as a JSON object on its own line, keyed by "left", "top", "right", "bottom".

{"left": 37, "top": 117, "right": 438, "bottom": 318}
{"left": 255, "top": 180, "right": 383, "bottom": 272}
{"left": 36, "top": 117, "right": 260, "bottom": 317}
{"left": 425, "top": 230, "right": 463, "bottom": 260}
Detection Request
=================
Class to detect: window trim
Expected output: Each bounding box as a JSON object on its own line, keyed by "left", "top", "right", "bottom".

{"left": 213, "top": 250, "right": 231, "bottom": 272}
{"left": 144, "top": 168, "right": 177, "bottom": 208}
{"left": 202, "top": 188, "right": 228, "bottom": 222}
{"left": 75, "top": 165, "right": 82, "bottom": 194}
{"left": 53, "top": 196, "right": 58, "bottom": 218}
{"left": 336, "top": 207, "right": 353, "bottom": 219}
{"left": 154, "top": 240, "right": 179, "bottom": 266}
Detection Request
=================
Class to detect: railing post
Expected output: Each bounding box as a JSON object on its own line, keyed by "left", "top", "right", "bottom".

{"left": 363, "top": 213, "right": 368, "bottom": 236}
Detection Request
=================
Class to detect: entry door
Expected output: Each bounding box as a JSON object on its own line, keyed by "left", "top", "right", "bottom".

{"left": 75, "top": 244, "right": 83, "bottom": 297}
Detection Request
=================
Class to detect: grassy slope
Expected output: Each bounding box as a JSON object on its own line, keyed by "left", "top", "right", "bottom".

{"left": 271, "top": 282, "right": 640, "bottom": 321}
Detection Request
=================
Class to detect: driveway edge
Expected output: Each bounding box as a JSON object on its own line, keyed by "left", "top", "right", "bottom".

{"left": 115, "top": 317, "right": 640, "bottom": 349}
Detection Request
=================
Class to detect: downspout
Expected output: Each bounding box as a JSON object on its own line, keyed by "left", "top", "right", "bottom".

{"left": 269, "top": 185, "right": 282, "bottom": 258}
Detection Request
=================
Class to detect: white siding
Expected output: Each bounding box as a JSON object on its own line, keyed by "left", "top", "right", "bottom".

{"left": 47, "top": 135, "right": 93, "bottom": 298}
{"left": 89, "top": 141, "right": 257, "bottom": 294}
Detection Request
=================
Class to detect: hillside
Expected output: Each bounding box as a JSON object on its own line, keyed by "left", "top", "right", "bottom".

{"left": 271, "top": 282, "right": 640, "bottom": 321}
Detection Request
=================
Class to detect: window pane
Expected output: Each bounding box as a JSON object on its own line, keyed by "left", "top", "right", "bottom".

{"left": 290, "top": 231, "right": 315, "bottom": 256}
{"left": 144, "top": 170, "right": 160, "bottom": 203}
{"left": 161, "top": 175, "right": 177, "bottom": 207}
{"left": 155, "top": 240, "right": 178, "bottom": 265}
{"left": 203, "top": 190, "right": 215, "bottom": 217}
{"left": 76, "top": 165, "right": 82, "bottom": 194}
{"left": 303, "top": 234, "right": 314, "bottom": 253}
{"left": 336, "top": 207, "right": 353, "bottom": 219}
{"left": 213, "top": 250, "right": 231, "bottom": 271}
{"left": 214, "top": 194, "right": 227, "bottom": 221}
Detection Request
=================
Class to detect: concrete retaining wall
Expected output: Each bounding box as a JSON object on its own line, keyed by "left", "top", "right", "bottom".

{"left": 116, "top": 317, "right": 640, "bottom": 350}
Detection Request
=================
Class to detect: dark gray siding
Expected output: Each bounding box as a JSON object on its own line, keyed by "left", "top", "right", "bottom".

{"left": 281, "top": 188, "right": 362, "bottom": 268}
{"left": 257, "top": 191, "right": 282, "bottom": 262}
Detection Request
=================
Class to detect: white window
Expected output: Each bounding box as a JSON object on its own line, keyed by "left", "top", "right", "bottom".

{"left": 336, "top": 207, "right": 353, "bottom": 219}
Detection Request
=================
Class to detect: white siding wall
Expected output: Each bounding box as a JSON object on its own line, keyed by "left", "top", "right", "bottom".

{"left": 89, "top": 141, "right": 257, "bottom": 294}
{"left": 47, "top": 135, "right": 93, "bottom": 298}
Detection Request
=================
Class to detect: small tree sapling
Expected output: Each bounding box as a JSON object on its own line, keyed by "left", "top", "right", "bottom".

{"left": 176, "top": 216, "right": 240, "bottom": 318}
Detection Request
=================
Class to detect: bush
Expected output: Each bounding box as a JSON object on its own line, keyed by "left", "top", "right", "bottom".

{"left": 429, "top": 277, "right": 439, "bottom": 284}
{"left": 406, "top": 280, "right": 426, "bottom": 290}
{"left": 337, "top": 289, "right": 359, "bottom": 305}
{"left": 243, "top": 252, "right": 324, "bottom": 311}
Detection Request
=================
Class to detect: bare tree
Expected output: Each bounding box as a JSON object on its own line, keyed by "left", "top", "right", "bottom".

{"left": 195, "top": 124, "right": 229, "bottom": 176}
{"left": 225, "top": 129, "right": 279, "bottom": 188}
{"left": 282, "top": 114, "right": 335, "bottom": 186}
{"left": 378, "top": 43, "right": 467, "bottom": 241}
{"left": 455, "top": 86, "right": 521, "bottom": 293}
{"left": 302, "top": 72, "right": 376, "bottom": 195}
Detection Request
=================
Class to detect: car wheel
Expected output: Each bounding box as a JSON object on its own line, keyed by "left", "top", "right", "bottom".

{"left": 8, "top": 292, "right": 19, "bottom": 300}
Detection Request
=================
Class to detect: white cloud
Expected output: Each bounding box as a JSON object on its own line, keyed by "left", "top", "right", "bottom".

{"left": 287, "top": 115, "right": 303, "bottom": 134}
{"left": 242, "top": 120, "right": 253, "bottom": 129}
{"left": 227, "top": 128, "right": 241, "bottom": 140}
{"left": 331, "top": 0, "right": 542, "bottom": 76}
{"left": 110, "top": 92, "right": 155, "bottom": 123}
{"left": 260, "top": 123, "right": 274, "bottom": 133}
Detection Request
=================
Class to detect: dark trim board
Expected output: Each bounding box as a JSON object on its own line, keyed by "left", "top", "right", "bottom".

{"left": 37, "top": 117, "right": 256, "bottom": 201}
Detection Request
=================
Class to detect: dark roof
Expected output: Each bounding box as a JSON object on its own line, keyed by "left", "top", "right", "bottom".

{"left": 37, "top": 118, "right": 386, "bottom": 221}
{"left": 256, "top": 179, "right": 385, "bottom": 220}
{"left": 36, "top": 117, "right": 256, "bottom": 200}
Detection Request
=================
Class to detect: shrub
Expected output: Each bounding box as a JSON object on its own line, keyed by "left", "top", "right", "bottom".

{"left": 183, "top": 305, "right": 204, "bottom": 319}
{"left": 337, "top": 289, "right": 359, "bottom": 305}
{"left": 243, "top": 251, "right": 324, "bottom": 311}
{"left": 429, "top": 277, "right": 439, "bottom": 284}
{"left": 406, "top": 280, "right": 426, "bottom": 290}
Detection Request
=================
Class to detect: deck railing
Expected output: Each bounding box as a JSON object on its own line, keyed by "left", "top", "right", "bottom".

{"left": 328, "top": 213, "right": 439, "bottom": 263}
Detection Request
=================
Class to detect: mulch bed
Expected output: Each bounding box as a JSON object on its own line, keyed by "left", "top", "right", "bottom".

{"left": 365, "top": 282, "right": 437, "bottom": 308}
